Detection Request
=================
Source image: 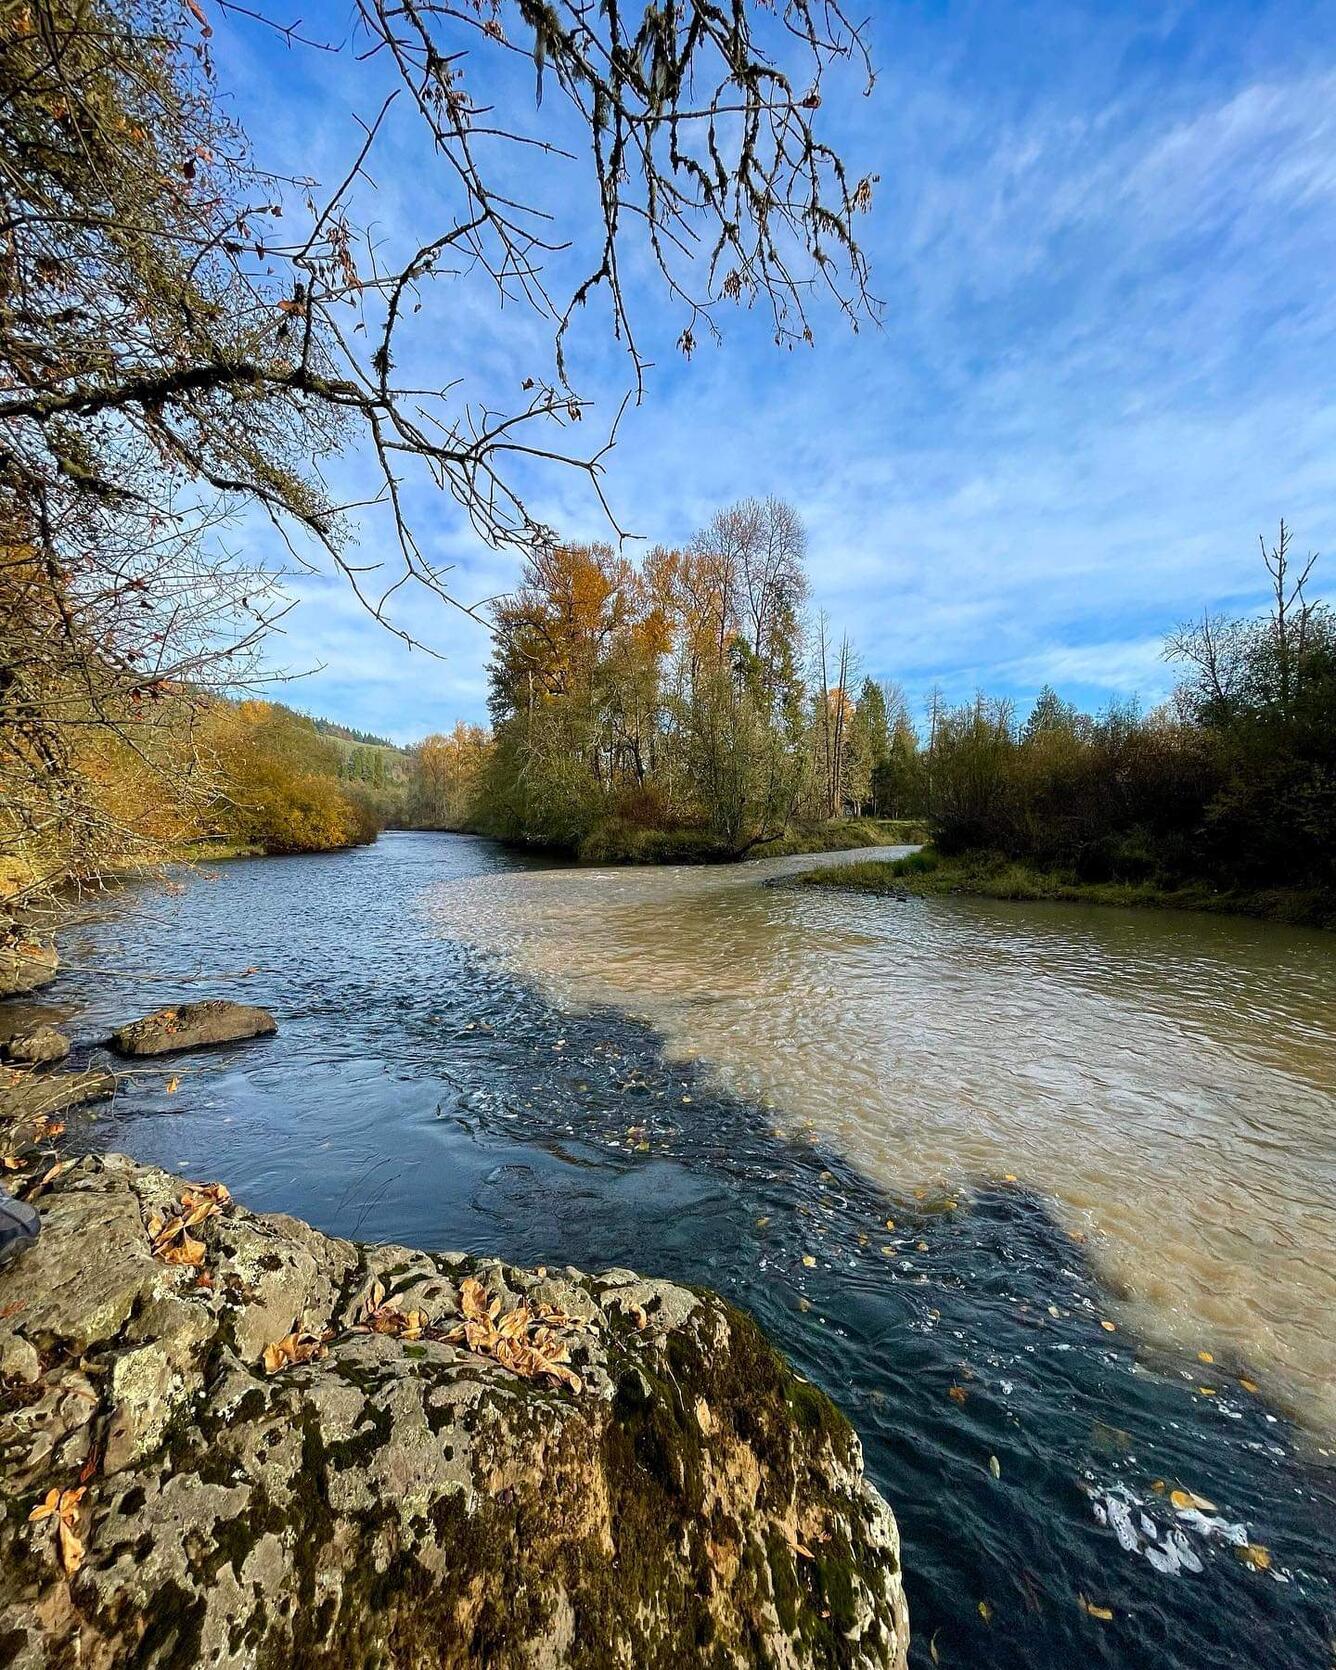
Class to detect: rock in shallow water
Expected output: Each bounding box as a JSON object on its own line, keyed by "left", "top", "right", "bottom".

{"left": 1, "top": 1025, "right": 71, "bottom": 1066}
{"left": 110, "top": 999, "right": 278, "bottom": 1056}
{"left": 0, "top": 1154, "right": 909, "bottom": 1669}
{"left": 0, "top": 1066, "right": 116, "bottom": 1124}
{"left": 0, "top": 936, "right": 58, "bottom": 999}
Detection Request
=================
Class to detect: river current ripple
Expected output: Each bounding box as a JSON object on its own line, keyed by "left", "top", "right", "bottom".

{"left": 46, "top": 832, "right": 1336, "bottom": 1670}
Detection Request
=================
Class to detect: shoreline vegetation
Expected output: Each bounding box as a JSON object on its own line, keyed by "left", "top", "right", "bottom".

{"left": 793, "top": 848, "right": 1336, "bottom": 931}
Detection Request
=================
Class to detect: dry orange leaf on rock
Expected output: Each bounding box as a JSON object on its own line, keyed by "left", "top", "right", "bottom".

{"left": 262, "top": 1331, "right": 326, "bottom": 1374}
{"left": 147, "top": 1182, "right": 228, "bottom": 1267}
{"left": 444, "top": 1277, "right": 583, "bottom": 1393}
{"left": 29, "top": 1486, "right": 85, "bottom": 1576}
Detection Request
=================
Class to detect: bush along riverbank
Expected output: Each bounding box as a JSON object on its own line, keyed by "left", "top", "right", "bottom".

{"left": 501, "top": 815, "right": 928, "bottom": 868}
{"left": 792, "top": 848, "right": 1336, "bottom": 929}
{"left": 0, "top": 994, "right": 909, "bottom": 1668}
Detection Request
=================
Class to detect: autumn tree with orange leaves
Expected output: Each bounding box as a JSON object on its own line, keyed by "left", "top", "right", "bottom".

{"left": 476, "top": 499, "right": 884, "bottom": 855}
{"left": 1, "top": 0, "right": 875, "bottom": 907}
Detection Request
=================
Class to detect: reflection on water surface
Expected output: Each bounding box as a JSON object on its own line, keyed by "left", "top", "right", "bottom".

{"left": 50, "top": 833, "right": 1336, "bottom": 1670}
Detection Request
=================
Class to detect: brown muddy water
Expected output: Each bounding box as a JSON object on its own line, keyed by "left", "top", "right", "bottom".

{"left": 427, "top": 844, "right": 1336, "bottom": 1437}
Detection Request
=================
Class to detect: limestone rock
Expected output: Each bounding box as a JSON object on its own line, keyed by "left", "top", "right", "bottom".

{"left": 0, "top": 1066, "right": 116, "bottom": 1126}
{"left": 0, "top": 936, "right": 58, "bottom": 998}
{"left": 0, "top": 1154, "right": 909, "bottom": 1669}
{"left": 110, "top": 999, "right": 278, "bottom": 1056}
{"left": 2, "top": 1025, "right": 71, "bottom": 1066}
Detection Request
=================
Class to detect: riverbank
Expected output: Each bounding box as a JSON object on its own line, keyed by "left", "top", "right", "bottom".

{"left": 792, "top": 848, "right": 1336, "bottom": 929}
{"left": 485, "top": 816, "right": 928, "bottom": 868}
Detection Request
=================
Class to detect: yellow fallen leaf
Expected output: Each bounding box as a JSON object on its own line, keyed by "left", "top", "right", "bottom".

{"left": 1238, "top": 1543, "right": 1271, "bottom": 1571}
{"left": 1197, "top": 1350, "right": 1214, "bottom": 1364}
{"left": 262, "top": 1331, "right": 326, "bottom": 1373}
{"left": 978, "top": 1600, "right": 992, "bottom": 1623}
{"left": 801, "top": 1255, "right": 816, "bottom": 1268}
{"left": 884, "top": 1218, "right": 895, "bottom": 1230}
{"left": 159, "top": 1233, "right": 206, "bottom": 1267}
{"left": 30, "top": 1487, "right": 85, "bottom": 1576}
{"left": 1078, "top": 1594, "right": 1114, "bottom": 1621}
{"left": 1100, "top": 1320, "right": 1116, "bottom": 1332}
{"left": 57, "top": 1517, "right": 83, "bottom": 1576}
{"left": 948, "top": 1385, "right": 968, "bottom": 1405}
{"left": 1197, "top": 1386, "right": 1217, "bottom": 1396}
{"left": 1239, "top": 1377, "right": 1259, "bottom": 1394}
{"left": 165, "top": 1077, "right": 180, "bottom": 1094}
{"left": 1170, "top": 1489, "right": 1216, "bottom": 1513}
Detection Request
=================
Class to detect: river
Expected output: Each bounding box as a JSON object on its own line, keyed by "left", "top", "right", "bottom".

{"left": 50, "top": 831, "right": 1336, "bottom": 1668}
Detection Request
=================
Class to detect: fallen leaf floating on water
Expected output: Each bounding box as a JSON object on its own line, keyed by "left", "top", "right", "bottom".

{"left": 948, "top": 1385, "right": 968, "bottom": 1405}
{"left": 262, "top": 1331, "right": 327, "bottom": 1374}
{"left": 1237, "top": 1542, "right": 1271, "bottom": 1571}
{"left": 165, "top": 1077, "right": 180, "bottom": 1094}
{"left": 801, "top": 1255, "right": 816, "bottom": 1268}
{"left": 1078, "top": 1594, "right": 1114, "bottom": 1622}
{"left": 1100, "top": 1320, "right": 1117, "bottom": 1333}
{"left": 1239, "top": 1377, "right": 1260, "bottom": 1394}
{"left": 977, "top": 1601, "right": 992, "bottom": 1624}
{"left": 1197, "top": 1350, "right": 1214, "bottom": 1364}
{"left": 989, "top": 1455, "right": 1001, "bottom": 1479}
{"left": 1169, "top": 1489, "right": 1217, "bottom": 1513}
{"left": 29, "top": 1486, "right": 85, "bottom": 1576}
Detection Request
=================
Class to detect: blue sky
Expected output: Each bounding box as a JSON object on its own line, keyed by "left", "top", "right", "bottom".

{"left": 216, "top": 1, "right": 1336, "bottom": 742}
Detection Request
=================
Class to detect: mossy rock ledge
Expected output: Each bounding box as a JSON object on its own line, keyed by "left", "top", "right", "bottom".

{"left": 0, "top": 1153, "right": 909, "bottom": 1669}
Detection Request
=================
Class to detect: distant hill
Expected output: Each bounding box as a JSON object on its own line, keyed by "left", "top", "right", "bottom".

{"left": 303, "top": 714, "right": 402, "bottom": 751}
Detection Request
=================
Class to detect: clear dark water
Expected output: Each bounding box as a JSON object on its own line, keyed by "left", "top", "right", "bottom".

{"left": 38, "top": 833, "right": 1336, "bottom": 1669}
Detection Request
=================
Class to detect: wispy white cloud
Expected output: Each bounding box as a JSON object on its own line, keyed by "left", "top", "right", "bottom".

{"left": 212, "top": 2, "right": 1336, "bottom": 734}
